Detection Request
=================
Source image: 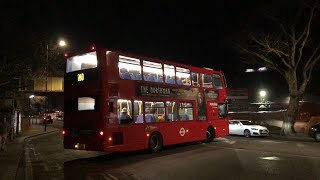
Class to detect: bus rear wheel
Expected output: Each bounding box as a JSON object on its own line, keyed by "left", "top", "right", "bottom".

{"left": 148, "top": 132, "right": 163, "bottom": 153}
{"left": 203, "top": 127, "right": 215, "bottom": 143}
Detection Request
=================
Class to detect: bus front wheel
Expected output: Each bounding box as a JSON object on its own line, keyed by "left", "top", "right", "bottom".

{"left": 148, "top": 132, "right": 163, "bottom": 153}
{"left": 203, "top": 127, "right": 215, "bottom": 143}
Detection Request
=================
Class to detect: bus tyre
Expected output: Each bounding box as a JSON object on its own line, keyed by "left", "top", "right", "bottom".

{"left": 204, "top": 127, "right": 214, "bottom": 143}
{"left": 244, "top": 129, "right": 251, "bottom": 138}
{"left": 315, "top": 133, "right": 320, "bottom": 142}
{"left": 148, "top": 132, "right": 163, "bottom": 153}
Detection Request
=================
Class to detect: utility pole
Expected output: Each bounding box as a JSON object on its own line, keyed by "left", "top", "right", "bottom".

{"left": 44, "top": 44, "right": 48, "bottom": 132}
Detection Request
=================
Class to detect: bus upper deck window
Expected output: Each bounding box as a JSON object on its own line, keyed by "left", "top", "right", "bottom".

{"left": 164, "top": 64, "right": 175, "bottom": 84}
{"left": 213, "top": 74, "right": 223, "bottom": 89}
{"left": 143, "top": 61, "right": 163, "bottom": 82}
{"left": 66, "top": 52, "right": 98, "bottom": 73}
{"left": 203, "top": 74, "right": 213, "bottom": 88}
{"left": 118, "top": 56, "right": 141, "bottom": 80}
{"left": 176, "top": 67, "right": 191, "bottom": 86}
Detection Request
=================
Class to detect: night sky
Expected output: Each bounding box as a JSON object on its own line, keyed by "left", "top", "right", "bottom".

{"left": 2, "top": 0, "right": 319, "bottom": 100}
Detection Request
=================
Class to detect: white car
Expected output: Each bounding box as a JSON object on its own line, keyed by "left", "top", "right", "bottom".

{"left": 229, "top": 120, "right": 269, "bottom": 137}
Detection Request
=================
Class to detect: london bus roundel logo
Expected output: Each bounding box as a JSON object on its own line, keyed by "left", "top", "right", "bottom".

{"left": 179, "top": 128, "right": 186, "bottom": 136}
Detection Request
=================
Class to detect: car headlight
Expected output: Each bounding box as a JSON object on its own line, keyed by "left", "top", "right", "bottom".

{"left": 251, "top": 128, "right": 258, "bottom": 130}
{"left": 312, "top": 128, "right": 317, "bottom": 131}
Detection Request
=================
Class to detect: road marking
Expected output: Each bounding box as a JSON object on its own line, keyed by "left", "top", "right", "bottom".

{"left": 296, "top": 143, "right": 305, "bottom": 147}
{"left": 258, "top": 140, "right": 282, "bottom": 144}
{"left": 85, "top": 173, "right": 120, "bottom": 180}
{"left": 106, "top": 173, "right": 120, "bottom": 180}
{"left": 260, "top": 156, "right": 282, "bottom": 161}
{"left": 215, "top": 137, "right": 236, "bottom": 144}
{"left": 24, "top": 147, "right": 33, "bottom": 180}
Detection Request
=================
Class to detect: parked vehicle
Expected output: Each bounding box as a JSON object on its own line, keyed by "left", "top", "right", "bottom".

{"left": 229, "top": 120, "right": 269, "bottom": 137}
{"left": 308, "top": 123, "right": 320, "bottom": 142}
{"left": 43, "top": 115, "right": 53, "bottom": 124}
{"left": 56, "top": 115, "right": 63, "bottom": 121}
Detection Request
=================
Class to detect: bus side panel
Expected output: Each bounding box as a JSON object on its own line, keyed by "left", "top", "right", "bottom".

{"left": 180, "top": 121, "right": 211, "bottom": 142}
{"left": 160, "top": 122, "right": 182, "bottom": 145}
{"left": 119, "top": 124, "right": 148, "bottom": 151}
{"left": 211, "top": 120, "right": 229, "bottom": 137}
{"left": 105, "top": 125, "right": 147, "bottom": 152}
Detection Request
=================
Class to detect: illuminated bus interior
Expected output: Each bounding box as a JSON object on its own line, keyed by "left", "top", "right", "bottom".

{"left": 115, "top": 99, "right": 195, "bottom": 124}
{"left": 118, "top": 55, "right": 223, "bottom": 89}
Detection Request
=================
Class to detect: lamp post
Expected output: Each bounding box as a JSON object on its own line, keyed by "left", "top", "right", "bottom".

{"left": 44, "top": 44, "right": 49, "bottom": 131}
{"left": 44, "top": 39, "right": 67, "bottom": 131}
{"left": 29, "top": 94, "right": 35, "bottom": 124}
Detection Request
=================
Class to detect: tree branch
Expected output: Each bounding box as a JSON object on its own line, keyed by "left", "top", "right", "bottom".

{"left": 238, "top": 45, "right": 286, "bottom": 77}
{"left": 267, "top": 15, "right": 291, "bottom": 38}
{"left": 305, "top": 44, "right": 320, "bottom": 70}
{"left": 290, "top": 25, "right": 297, "bottom": 67}
{"left": 296, "top": 5, "right": 315, "bottom": 67}
{"left": 251, "top": 36, "right": 291, "bottom": 69}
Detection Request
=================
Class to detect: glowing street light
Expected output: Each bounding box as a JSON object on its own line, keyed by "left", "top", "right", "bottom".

{"left": 59, "top": 39, "right": 67, "bottom": 47}
{"left": 259, "top": 90, "right": 266, "bottom": 98}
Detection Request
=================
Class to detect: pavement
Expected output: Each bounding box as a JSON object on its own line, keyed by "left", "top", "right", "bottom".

{"left": 0, "top": 124, "right": 59, "bottom": 180}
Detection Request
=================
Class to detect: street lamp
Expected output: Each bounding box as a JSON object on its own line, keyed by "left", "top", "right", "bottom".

{"left": 259, "top": 90, "right": 266, "bottom": 98}
{"left": 59, "top": 39, "right": 67, "bottom": 47}
{"left": 259, "top": 90, "right": 267, "bottom": 103}
{"left": 44, "top": 39, "right": 67, "bottom": 131}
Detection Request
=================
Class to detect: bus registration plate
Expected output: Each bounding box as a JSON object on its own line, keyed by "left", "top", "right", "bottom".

{"left": 75, "top": 143, "right": 86, "bottom": 150}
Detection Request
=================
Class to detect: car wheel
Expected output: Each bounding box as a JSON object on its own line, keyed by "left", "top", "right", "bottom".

{"left": 203, "top": 127, "right": 215, "bottom": 143}
{"left": 148, "top": 132, "right": 163, "bottom": 153}
{"left": 315, "top": 133, "right": 320, "bottom": 142}
{"left": 244, "top": 129, "right": 251, "bottom": 138}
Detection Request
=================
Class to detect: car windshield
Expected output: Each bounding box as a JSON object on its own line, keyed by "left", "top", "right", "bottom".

{"left": 240, "top": 121, "right": 255, "bottom": 125}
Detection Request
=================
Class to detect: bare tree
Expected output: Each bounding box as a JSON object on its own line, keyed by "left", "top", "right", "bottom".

{"left": 237, "top": 0, "right": 320, "bottom": 135}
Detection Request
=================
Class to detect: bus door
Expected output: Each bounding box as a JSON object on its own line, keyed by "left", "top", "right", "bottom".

{"left": 163, "top": 101, "right": 198, "bottom": 144}
{"left": 180, "top": 101, "right": 201, "bottom": 142}
{"left": 159, "top": 101, "right": 186, "bottom": 145}
{"left": 117, "top": 100, "right": 146, "bottom": 149}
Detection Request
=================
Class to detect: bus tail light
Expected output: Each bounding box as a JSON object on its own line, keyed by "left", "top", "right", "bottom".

{"left": 108, "top": 137, "right": 112, "bottom": 141}
{"left": 99, "top": 131, "right": 104, "bottom": 136}
{"left": 62, "top": 130, "right": 66, "bottom": 135}
{"left": 146, "top": 133, "right": 150, "bottom": 137}
{"left": 91, "top": 46, "right": 96, "bottom": 50}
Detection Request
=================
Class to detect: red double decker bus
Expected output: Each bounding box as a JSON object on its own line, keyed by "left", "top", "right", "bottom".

{"left": 63, "top": 48, "right": 229, "bottom": 152}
